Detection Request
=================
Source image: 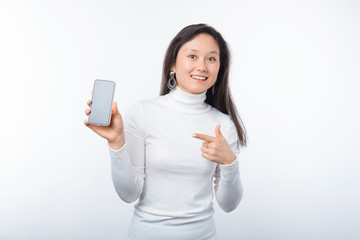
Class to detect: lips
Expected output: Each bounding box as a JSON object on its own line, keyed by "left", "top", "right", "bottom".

{"left": 191, "top": 75, "right": 208, "bottom": 80}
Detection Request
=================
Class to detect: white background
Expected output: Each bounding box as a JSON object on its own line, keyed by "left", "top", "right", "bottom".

{"left": 0, "top": 0, "right": 359, "bottom": 239}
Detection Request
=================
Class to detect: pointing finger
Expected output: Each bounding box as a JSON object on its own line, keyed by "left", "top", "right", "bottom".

{"left": 192, "top": 133, "right": 216, "bottom": 142}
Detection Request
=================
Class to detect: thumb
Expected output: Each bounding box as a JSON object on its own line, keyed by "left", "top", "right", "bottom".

{"left": 111, "top": 101, "right": 120, "bottom": 116}
{"left": 215, "top": 124, "right": 225, "bottom": 140}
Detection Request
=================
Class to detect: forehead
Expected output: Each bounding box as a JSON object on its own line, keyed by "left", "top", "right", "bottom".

{"left": 180, "top": 33, "right": 219, "bottom": 53}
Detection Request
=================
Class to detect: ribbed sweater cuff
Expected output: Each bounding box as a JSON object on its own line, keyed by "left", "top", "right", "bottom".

{"left": 108, "top": 143, "right": 130, "bottom": 169}
{"left": 219, "top": 156, "right": 240, "bottom": 183}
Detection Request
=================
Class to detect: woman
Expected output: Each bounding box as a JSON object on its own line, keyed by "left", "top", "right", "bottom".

{"left": 84, "top": 23, "right": 247, "bottom": 240}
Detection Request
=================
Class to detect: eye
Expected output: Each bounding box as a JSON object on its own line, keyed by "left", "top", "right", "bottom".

{"left": 188, "top": 55, "right": 196, "bottom": 59}
{"left": 208, "top": 57, "right": 216, "bottom": 61}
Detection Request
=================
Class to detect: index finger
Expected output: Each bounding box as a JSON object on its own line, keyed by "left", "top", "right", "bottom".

{"left": 192, "top": 133, "right": 216, "bottom": 142}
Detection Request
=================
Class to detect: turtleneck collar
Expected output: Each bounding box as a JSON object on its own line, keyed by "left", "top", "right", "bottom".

{"left": 162, "top": 86, "right": 211, "bottom": 114}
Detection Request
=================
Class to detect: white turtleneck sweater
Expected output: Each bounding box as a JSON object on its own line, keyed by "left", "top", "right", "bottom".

{"left": 109, "top": 87, "right": 243, "bottom": 240}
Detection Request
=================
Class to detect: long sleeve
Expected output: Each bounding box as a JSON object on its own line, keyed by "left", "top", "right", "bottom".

{"left": 213, "top": 118, "right": 243, "bottom": 212}
{"left": 109, "top": 103, "right": 146, "bottom": 203}
{"left": 111, "top": 88, "right": 246, "bottom": 239}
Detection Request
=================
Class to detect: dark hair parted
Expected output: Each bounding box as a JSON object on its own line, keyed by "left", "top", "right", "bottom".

{"left": 160, "top": 23, "right": 247, "bottom": 147}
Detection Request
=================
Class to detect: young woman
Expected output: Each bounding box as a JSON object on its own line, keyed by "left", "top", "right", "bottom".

{"left": 84, "top": 23, "right": 247, "bottom": 240}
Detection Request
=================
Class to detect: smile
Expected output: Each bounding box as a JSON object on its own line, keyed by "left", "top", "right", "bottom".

{"left": 191, "top": 75, "right": 208, "bottom": 80}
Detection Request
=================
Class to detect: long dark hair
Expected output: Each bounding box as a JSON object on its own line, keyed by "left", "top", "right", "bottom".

{"left": 160, "top": 23, "right": 247, "bottom": 147}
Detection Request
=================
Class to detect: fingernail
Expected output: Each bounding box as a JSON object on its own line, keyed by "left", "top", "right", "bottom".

{"left": 192, "top": 134, "right": 196, "bottom": 137}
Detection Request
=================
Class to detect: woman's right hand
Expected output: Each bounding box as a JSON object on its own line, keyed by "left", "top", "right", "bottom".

{"left": 84, "top": 99, "right": 125, "bottom": 150}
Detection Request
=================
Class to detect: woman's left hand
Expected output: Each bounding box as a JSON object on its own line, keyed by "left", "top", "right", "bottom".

{"left": 193, "top": 124, "right": 237, "bottom": 165}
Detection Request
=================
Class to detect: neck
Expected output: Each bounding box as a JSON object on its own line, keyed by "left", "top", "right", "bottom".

{"left": 162, "top": 86, "right": 211, "bottom": 114}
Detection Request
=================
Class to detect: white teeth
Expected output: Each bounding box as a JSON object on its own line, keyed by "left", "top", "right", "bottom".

{"left": 191, "top": 75, "right": 207, "bottom": 80}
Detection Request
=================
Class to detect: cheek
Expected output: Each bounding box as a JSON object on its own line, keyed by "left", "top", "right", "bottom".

{"left": 180, "top": 61, "right": 193, "bottom": 72}
{"left": 175, "top": 61, "right": 192, "bottom": 81}
{"left": 210, "top": 64, "right": 220, "bottom": 77}
{"left": 174, "top": 56, "right": 191, "bottom": 74}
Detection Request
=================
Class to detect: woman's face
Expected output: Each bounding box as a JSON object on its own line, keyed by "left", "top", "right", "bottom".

{"left": 171, "top": 33, "right": 220, "bottom": 95}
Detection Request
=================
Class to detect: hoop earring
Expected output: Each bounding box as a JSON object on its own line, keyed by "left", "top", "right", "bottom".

{"left": 212, "top": 84, "right": 215, "bottom": 95}
{"left": 168, "top": 71, "right": 176, "bottom": 90}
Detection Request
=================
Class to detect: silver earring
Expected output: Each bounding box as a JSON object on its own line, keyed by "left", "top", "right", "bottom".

{"left": 212, "top": 84, "right": 215, "bottom": 95}
{"left": 168, "top": 71, "right": 176, "bottom": 90}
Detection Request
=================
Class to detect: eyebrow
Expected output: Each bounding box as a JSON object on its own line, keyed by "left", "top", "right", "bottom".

{"left": 185, "top": 49, "right": 220, "bottom": 55}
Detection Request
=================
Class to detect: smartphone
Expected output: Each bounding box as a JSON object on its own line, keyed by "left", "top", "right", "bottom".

{"left": 88, "top": 79, "right": 116, "bottom": 126}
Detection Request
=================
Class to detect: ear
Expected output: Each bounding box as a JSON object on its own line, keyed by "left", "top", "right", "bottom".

{"left": 170, "top": 64, "right": 176, "bottom": 73}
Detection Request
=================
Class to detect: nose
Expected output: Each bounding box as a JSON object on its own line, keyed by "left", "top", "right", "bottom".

{"left": 196, "top": 59, "right": 208, "bottom": 72}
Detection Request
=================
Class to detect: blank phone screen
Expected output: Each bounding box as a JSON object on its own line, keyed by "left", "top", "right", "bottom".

{"left": 89, "top": 80, "right": 115, "bottom": 126}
